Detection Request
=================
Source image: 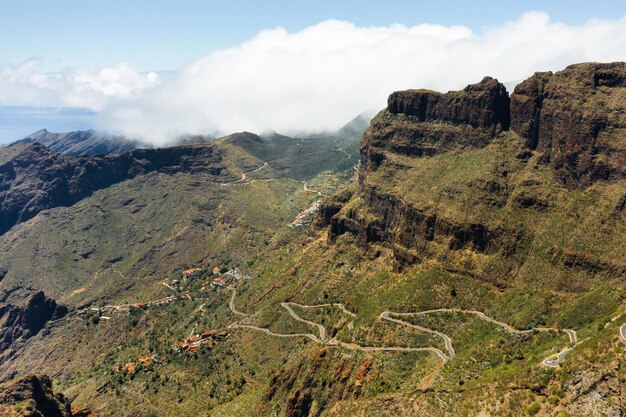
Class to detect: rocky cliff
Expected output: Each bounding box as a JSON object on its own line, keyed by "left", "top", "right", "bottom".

{"left": 0, "top": 374, "right": 73, "bottom": 417}
{"left": 318, "top": 62, "right": 626, "bottom": 283}
{"left": 0, "top": 143, "right": 232, "bottom": 235}
{"left": 361, "top": 77, "right": 510, "bottom": 176}
{"left": 511, "top": 62, "right": 626, "bottom": 188}
{"left": 0, "top": 291, "right": 67, "bottom": 353}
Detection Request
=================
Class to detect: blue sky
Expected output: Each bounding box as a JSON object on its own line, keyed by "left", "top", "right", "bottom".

{"left": 1, "top": 1, "right": 625, "bottom": 143}
{"left": 2, "top": 0, "right": 624, "bottom": 72}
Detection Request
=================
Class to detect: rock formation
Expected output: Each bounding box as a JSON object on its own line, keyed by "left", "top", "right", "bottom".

{"left": 0, "top": 291, "right": 68, "bottom": 353}
{"left": 511, "top": 62, "right": 626, "bottom": 188}
{"left": 318, "top": 62, "right": 625, "bottom": 278}
{"left": 361, "top": 77, "right": 510, "bottom": 175}
{"left": 0, "top": 374, "right": 73, "bottom": 417}
{"left": 0, "top": 143, "right": 232, "bottom": 235}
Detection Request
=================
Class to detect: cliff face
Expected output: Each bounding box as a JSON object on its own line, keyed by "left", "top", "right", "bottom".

{"left": 361, "top": 77, "right": 510, "bottom": 177}
{"left": 511, "top": 62, "right": 626, "bottom": 188}
{"left": 318, "top": 62, "right": 626, "bottom": 282}
{"left": 0, "top": 374, "right": 73, "bottom": 417}
{"left": 0, "top": 291, "right": 67, "bottom": 353}
{"left": 0, "top": 143, "right": 231, "bottom": 235}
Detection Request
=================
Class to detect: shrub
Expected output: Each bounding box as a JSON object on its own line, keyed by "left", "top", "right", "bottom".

{"left": 526, "top": 402, "right": 541, "bottom": 415}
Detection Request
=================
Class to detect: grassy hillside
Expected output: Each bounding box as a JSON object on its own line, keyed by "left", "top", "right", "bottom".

{"left": 0, "top": 72, "right": 624, "bottom": 417}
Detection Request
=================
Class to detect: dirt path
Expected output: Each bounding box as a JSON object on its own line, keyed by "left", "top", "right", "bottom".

{"left": 221, "top": 162, "right": 268, "bottom": 186}
{"left": 380, "top": 312, "right": 455, "bottom": 359}
{"left": 223, "top": 279, "right": 623, "bottom": 368}
{"left": 303, "top": 181, "right": 323, "bottom": 197}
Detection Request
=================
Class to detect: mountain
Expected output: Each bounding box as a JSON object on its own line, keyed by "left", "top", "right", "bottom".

{"left": 0, "top": 375, "right": 73, "bottom": 417}
{"left": 10, "top": 129, "right": 147, "bottom": 157}
{"left": 0, "top": 63, "right": 624, "bottom": 417}
{"left": 0, "top": 142, "right": 236, "bottom": 236}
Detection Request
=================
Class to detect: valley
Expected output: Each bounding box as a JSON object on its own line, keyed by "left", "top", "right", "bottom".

{"left": 0, "top": 63, "right": 624, "bottom": 417}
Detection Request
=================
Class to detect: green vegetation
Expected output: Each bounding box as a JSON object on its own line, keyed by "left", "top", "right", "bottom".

{"left": 1, "top": 108, "right": 624, "bottom": 417}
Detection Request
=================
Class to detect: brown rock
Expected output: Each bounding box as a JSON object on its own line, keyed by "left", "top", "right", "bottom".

{"left": 361, "top": 77, "right": 510, "bottom": 176}
{"left": 388, "top": 76, "right": 510, "bottom": 132}
{"left": 0, "top": 291, "right": 67, "bottom": 353}
{"left": 511, "top": 62, "right": 626, "bottom": 188}
{"left": 0, "top": 374, "right": 72, "bottom": 417}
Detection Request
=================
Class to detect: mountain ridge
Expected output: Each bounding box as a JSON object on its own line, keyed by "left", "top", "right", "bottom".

{"left": 10, "top": 129, "right": 147, "bottom": 157}
{"left": 0, "top": 62, "right": 623, "bottom": 417}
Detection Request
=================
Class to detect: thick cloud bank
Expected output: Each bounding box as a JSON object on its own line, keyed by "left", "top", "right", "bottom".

{"left": 3, "top": 12, "right": 626, "bottom": 144}
{"left": 0, "top": 60, "right": 159, "bottom": 110}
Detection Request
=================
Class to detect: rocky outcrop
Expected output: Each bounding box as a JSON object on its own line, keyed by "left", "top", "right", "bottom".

{"left": 323, "top": 185, "right": 525, "bottom": 278}
{"left": 0, "top": 291, "right": 68, "bottom": 353}
{"left": 361, "top": 77, "right": 510, "bottom": 175}
{"left": 0, "top": 143, "right": 231, "bottom": 235}
{"left": 0, "top": 374, "right": 72, "bottom": 417}
{"left": 318, "top": 62, "right": 625, "bottom": 279}
{"left": 511, "top": 62, "right": 626, "bottom": 188}
{"left": 387, "top": 77, "right": 510, "bottom": 131}
{"left": 265, "top": 348, "right": 378, "bottom": 417}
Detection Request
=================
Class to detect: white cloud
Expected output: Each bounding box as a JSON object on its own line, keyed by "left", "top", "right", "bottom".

{"left": 0, "top": 59, "right": 159, "bottom": 110}
{"left": 2, "top": 12, "right": 626, "bottom": 145}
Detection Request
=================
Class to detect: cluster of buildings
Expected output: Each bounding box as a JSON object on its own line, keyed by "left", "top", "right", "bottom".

{"left": 87, "top": 295, "right": 181, "bottom": 322}
{"left": 200, "top": 276, "right": 227, "bottom": 292}
{"left": 289, "top": 199, "right": 321, "bottom": 227}
{"left": 182, "top": 268, "right": 202, "bottom": 278}
{"left": 173, "top": 330, "right": 229, "bottom": 354}
{"left": 120, "top": 354, "right": 164, "bottom": 373}
{"left": 224, "top": 267, "right": 251, "bottom": 281}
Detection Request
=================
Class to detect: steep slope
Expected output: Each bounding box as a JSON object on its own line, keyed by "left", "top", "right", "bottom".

{"left": 0, "top": 375, "right": 73, "bottom": 417}
{"left": 321, "top": 63, "right": 625, "bottom": 288}
{"left": 0, "top": 292, "right": 67, "bottom": 354}
{"left": 13, "top": 129, "right": 146, "bottom": 157}
{"left": 0, "top": 63, "right": 623, "bottom": 417}
{"left": 511, "top": 62, "right": 626, "bottom": 188}
{"left": 0, "top": 143, "right": 235, "bottom": 236}
{"left": 0, "top": 142, "right": 30, "bottom": 165}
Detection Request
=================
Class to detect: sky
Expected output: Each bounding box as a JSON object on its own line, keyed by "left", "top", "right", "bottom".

{"left": 1, "top": 1, "right": 626, "bottom": 144}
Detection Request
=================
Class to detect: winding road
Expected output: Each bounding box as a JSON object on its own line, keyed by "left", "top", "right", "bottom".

{"left": 281, "top": 302, "right": 327, "bottom": 343}
{"left": 380, "top": 312, "right": 455, "bottom": 359}
{"left": 227, "top": 288, "right": 448, "bottom": 361}
{"left": 229, "top": 287, "right": 247, "bottom": 317}
{"left": 221, "top": 162, "right": 268, "bottom": 186}
{"left": 224, "top": 283, "right": 624, "bottom": 369}
{"left": 336, "top": 147, "right": 352, "bottom": 159}
{"left": 303, "top": 181, "right": 323, "bottom": 197}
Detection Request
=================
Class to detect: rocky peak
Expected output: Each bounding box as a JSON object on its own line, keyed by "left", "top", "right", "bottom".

{"left": 0, "top": 374, "right": 73, "bottom": 417}
{"left": 387, "top": 76, "right": 510, "bottom": 133}
{"left": 0, "top": 291, "right": 67, "bottom": 353}
{"left": 360, "top": 77, "right": 510, "bottom": 177}
{"left": 511, "top": 62, "right": 626, "bottom": 188}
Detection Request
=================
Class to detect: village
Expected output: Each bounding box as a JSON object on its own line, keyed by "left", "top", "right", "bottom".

{"left": 78, "top": 262, "right": 255, "bottom": 376}
{"left": 289, "top": 199, "right": 321, "bottom": 227}
{"left": 82, "top": 170, "right": 351, "bottom": 376}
